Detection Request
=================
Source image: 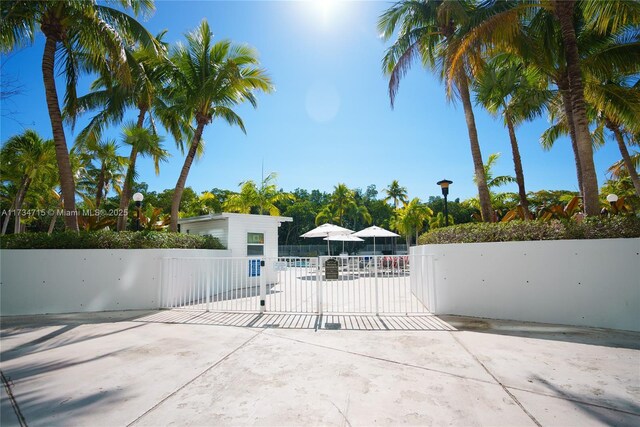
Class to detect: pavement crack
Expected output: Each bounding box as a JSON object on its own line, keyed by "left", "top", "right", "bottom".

{"left": 330, "top": 397, "right": 352, "bottom": 427}
{"left": 1, "top": 369, "right": 28, "bottom": 427}
{"left": 448, "top": 332, "right": 542, "bottom": 427}
{"left": 505, "top": 384, "right": 640, "bottom": 418}
{"left": 126, "top": 329, "right": 264, "bottom": 426}
{"left": 263, "top": 332, "right": 496, "bottom": 386}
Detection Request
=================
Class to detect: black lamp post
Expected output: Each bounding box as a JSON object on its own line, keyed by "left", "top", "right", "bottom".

{"left": 437, "top": 179, "right": 453, "bottom": 226}
{"left": 132, "top": 192, "right": 144, "bottom": 231}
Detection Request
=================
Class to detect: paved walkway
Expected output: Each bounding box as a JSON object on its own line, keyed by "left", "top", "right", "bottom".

{"left": 1, "top": 310, "right": 639, "bottom": 426}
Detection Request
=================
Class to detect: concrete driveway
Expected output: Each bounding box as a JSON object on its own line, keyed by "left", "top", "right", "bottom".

{"left": 1, "top": 310, "right": 639, "bottom": 426}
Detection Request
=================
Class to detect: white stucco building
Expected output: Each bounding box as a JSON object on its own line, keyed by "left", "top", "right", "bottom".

{"left": 178, "top": 212, "right": 292, "bottom": 257}
{"left": 178, "top": 213, "right": 293, "bottom": 284}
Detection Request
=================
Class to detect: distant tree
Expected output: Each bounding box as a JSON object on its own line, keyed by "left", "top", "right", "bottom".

{"left": 383, "top": 180, "right": 408, "bottom": 209}
{"left": 117, "top": 123, "right": 168, "bottom": 230}
{"left": 316, "top": 183, "right": 370, "bottom": 228}
{"left": 392, "top": 198, "right": 432, "bottom": 247}
{"left": 74, "top": 138, "right": 127, "bottom": 209}
{"left": 1, "top": 130, "right": 57, "bottom": 234}
{"left": 0, "top": 0, "right": 159, "bottom": 230}
{"left": 428, "top": 212, "right": 455, "bottom": 230}
{"left": 224, "top": 173, "right": 292, "bottom": 215}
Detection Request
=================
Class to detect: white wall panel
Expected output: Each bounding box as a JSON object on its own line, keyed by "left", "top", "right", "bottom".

{"left": 1, "top": 249, "right": 230, "bottom": 316}
{"left": 412, "top": 239, "right": 640, "bottom": 331}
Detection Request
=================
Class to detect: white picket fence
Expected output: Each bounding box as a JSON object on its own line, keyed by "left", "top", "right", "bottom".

{"left": 160, "top": 255, "right": 432, "bottom": 315}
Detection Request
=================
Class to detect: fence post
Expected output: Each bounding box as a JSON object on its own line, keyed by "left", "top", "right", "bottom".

{"left": 316, "top": 257, "right": 323, "bottom": 314}
{"left": 260, "top": 258, "right": 266, "bottom": 313}
{"left": 374, "top": 255, "right": 379, "bottom": 315}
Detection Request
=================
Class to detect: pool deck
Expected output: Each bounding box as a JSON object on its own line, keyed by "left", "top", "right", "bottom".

{"left": 1, "top": 310, "right": 639, "bottom": 426}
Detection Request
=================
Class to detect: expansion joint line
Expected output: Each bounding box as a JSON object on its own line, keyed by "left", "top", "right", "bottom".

{"left": 126, "top": 329, "right": 265, "bottom": 426}
{"left": 1, "top": 369, "right": 28, "bottom": 427}
{"left": 448, "top": 332, "right": 542, "bottom": 427}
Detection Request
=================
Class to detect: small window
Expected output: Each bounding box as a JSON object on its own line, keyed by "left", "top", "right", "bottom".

{"left": 247, "top": 232, "right": 264, "bottom": 256}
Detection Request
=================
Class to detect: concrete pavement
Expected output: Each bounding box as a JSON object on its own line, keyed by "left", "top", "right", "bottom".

{"left": 1, "top": 310, "right": 639, "bottom": 426}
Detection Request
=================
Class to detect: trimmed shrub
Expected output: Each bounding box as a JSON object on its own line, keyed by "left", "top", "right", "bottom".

{"left": 418, "top": 216, "right": 640, "bottom": 245}
{"left": 0, "top": 231, "right": 224, "bottom": 250}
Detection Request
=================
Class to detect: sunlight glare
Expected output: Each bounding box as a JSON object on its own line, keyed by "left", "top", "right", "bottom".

{"left": 309, "top": 0, "right": 342, "bottom": 25}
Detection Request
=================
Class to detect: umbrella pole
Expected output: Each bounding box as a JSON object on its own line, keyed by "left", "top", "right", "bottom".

{"left": 373, "top": 237, "right": 376, "bottom": 255}
{"left": 327, "top": 239, "right": 330, "bottom": 256}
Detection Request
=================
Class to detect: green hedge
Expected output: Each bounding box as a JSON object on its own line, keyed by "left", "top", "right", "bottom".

{"left": 0, "top": 231, "right": 224, "bottom": 250}
{"left": 418, "top": 216, "right": 640, "bottom": 245}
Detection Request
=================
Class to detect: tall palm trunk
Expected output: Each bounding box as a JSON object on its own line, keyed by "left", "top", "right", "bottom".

{"left": 48, "top": 192, "right": 62, "bottom": 235}
{"left": 117, "top": 109, "right": 146, "bottom": 231}
{"left": 42, "top": 36, "right": 78, "bottom": 231}
{"left": 95, "top": 163, "right": 106, "bottom": 209}
{"left": 13, "top": 177, "right": 32, "bottom": 234}
{"left": 558, "top": 77, "right": 584, "bottom": 195}
{"left": 554, "top": 0, "right": 599, "bottom": 216}
{"left": 1, "top": 176, "right": 30, "bottom": 235}
{"left": 607, "top": 121, "right": 640, "bottom": 197}
{"left": 458, "top": 72, "right": 493, "bottom": 222}
{"left": 505, "top": 113, "right": 530, "bottom": 217}
{"left": 170, "top": 120, "right": 206, "bottom": 232}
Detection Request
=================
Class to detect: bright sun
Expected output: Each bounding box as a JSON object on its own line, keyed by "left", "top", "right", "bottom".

{"left": 309, "top": 0, "right": 341, "bottom": 23}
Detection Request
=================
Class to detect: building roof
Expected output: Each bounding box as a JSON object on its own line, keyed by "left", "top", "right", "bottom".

{"left": 177, "top": 212, "right": 293, "bottom": 225}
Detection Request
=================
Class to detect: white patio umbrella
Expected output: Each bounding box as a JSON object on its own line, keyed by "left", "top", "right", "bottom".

{"left": 301, "top": 223, "right": 353, "bottom": 255}
{"left": 353, "top": 225, "right": 399, "bottom": 255}
{"left": 324, "top": 233, "right": 364, "bottom": 255}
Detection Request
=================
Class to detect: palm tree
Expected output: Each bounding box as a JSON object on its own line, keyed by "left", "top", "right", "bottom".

{"left": 73, "top": 138, "right": 127, "bottom": 210}
{"left": 428, "top": 212, "right": 455, "bottom": 230}
{"left": 608, "top": 152, "right": 640, "bottom": 182}
{"left": 225, "top": 173, "right": 293, "bottom": 215}
{"left": 383, "top": 180, "right": 408, "bottom": 209}
{"left": 393, "top": 198, "right": 433, "bottom": 246}
{"left": 590, "top": 76, "right": 640, "bottom": 197}
{"left": 467, "top": 152, "right": 516, "bottom": 219}
{"left": 315, "top": 183, "right": 359, "bottom": 226}
{"left": 474, "top": 57, "right": 552, "bottom": 216}
{"left": 224, "top": 182, "right": 259, "bottom": 214}
{"left": 447, "top": 0, "right": 640, "bottom": 215}
{"left": 67, "top": 31, "right": 191, "bottom": 229}
{"left": 1, "top": 130, "right": 57, "bottom": 234}
{"left": 379, "top": 0, "right": 494, "bottom": 222}
{"left": 166, "top": 20, "right": 273, "bottom": 232}
{"left": 0, "top": 0, "right": 159, "bottom": 230}
{"left": 117, "top": 123, "right": 168, "bottom": 230}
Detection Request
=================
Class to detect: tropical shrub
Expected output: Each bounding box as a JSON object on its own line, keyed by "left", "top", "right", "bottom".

{"left": 418, "top": 216, "right": 640, "bottom": 245}
{"left": 0, "top": 231, "right": 224, "bottom": 250}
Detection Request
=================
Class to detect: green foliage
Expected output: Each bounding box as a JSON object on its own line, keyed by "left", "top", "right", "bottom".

{"left": 1, "top": 231, "right": 224, "bottom": 250}
{"left": 419, "top": 216, "right": 640, "bottom": 245}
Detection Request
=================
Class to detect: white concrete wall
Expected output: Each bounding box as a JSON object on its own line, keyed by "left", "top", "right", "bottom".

{"left": 0, "top": 249, "right": 230, "bottom": 316}
{"left": 412, "top": 238, "right": 640, "bottom": 332}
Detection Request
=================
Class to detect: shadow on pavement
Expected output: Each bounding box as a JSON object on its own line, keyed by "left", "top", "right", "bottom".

{"left": 533, "top": 375, "right": 640, "bottom": 423}
{"left": 130, "top": 309, "right": 457, "bottom": 331}
{"left": 440, "top": 315, "right": 640, "bottom": 350}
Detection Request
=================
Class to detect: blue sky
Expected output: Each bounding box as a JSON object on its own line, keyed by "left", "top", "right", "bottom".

{"left": 0, "top": 0, "right": 622, "bottom": 202}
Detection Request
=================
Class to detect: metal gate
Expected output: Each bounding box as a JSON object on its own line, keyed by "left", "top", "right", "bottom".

{"left": 159, "top": 255, "right": 432, "bottom": 314}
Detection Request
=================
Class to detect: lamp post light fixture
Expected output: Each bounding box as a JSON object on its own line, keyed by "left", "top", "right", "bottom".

{"left": 437, "top": 179, "right": 453, "bottom": 226}
{"left": 606, "top": 193, "right": 618, "bottom": 214}
{"left": 132, "top": 192, "right": 144, "bottom": 231}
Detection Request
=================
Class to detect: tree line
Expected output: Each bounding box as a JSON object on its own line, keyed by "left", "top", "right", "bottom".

{"left": 379, "top": 0, "right": 639, "bottom": 219}
{"left": 1, "top": 1, "right": 272, "bottom": 233}
{"left": 1, "top": 1, "right": 638, "bottom": 237}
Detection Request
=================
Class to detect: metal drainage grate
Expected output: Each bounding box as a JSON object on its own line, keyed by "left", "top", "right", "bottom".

{"left": 325, "top": 323, "right": 341, "bottom": 330}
